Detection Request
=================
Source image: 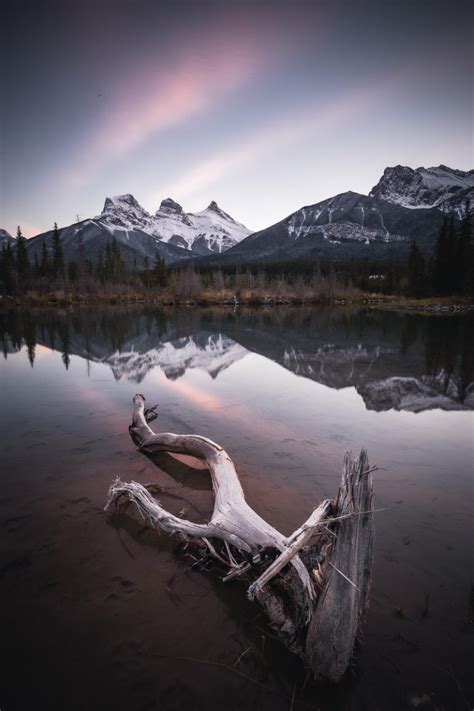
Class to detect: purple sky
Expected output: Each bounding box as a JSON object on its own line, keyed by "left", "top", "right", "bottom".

{"left": 1, "top": 0, "right": 472, "bottom": 236}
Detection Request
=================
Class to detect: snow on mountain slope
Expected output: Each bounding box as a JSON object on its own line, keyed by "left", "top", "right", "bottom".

{"left": 96, "top": 194, "right": 251, "bottom": 254}
{"left": 184, "top": 201, "right": 252, "bottom": 254}
{"left": 98, "top": 194, "right": 152, "bottom": 230}
{"left": 25, "top": 217, "right": 192, "bottom": 267}
{"left": 201, "top": 189, "right": 446, "bottom": 267}
{"left": 198, "top": 164, "right": 473, "bottom": 269}
{"left": 0, "top": 229, "right": 16, "bottom": 247}
{"left": 369, "top": 165, "right": 474, "bottom": 215}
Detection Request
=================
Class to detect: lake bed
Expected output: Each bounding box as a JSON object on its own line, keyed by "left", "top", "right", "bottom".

{"left": 1, "top": 306, "right": 473, "bottom": 711}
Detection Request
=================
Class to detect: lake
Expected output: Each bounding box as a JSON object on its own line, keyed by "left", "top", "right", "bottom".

{"left": 0, "top": 305, "right": 473, "bottom": 711}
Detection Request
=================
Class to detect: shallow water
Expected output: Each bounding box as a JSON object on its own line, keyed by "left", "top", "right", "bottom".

{"left": 0, "top": 305, "right": 473, "bottom": 711}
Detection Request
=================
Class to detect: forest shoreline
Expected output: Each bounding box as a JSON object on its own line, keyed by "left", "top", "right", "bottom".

{"left": 1, "top": 291, "right": 473, "bottom": 314}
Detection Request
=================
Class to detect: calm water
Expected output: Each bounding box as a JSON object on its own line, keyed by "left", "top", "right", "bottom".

{"left": 0, "top": 306, "right": 473, "bottom": 711}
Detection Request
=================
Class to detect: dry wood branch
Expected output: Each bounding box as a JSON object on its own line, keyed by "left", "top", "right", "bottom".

{"left": 305, "top": 449, "right": 375, "bottom": 681}
{"left": 105, "top": 394, "right": 375, "bottom": 683}
{"left": 247, "top": 499, "right": 332, "bottom": 603}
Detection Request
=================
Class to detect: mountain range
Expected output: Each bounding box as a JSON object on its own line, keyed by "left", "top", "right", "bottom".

{"left": 20, "top": 195, "right": 251, "bottom": 268}
{"left": 197, "top": 165, "right": 473, "bottom": 267}
{"left": 5, "top": 164, "right": 473, "bottom": 269}
{"left": 97, "top": 195, "right": 251, "bottom": 254}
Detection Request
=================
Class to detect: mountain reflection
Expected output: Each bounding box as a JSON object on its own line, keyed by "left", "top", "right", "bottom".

{"left": 1, "top": 306, "right": 473, "bottom": 412}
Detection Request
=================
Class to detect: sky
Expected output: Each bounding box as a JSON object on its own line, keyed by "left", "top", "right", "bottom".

{"left": 1, "top": 0, "right": 472, "bottom": 237}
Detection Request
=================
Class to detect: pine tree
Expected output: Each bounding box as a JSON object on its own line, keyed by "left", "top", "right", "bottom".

{"left": 104, "top": 241, "right": 112, "bottom": 281}
{"left": 445, "top": 216, "right": 457, "bottom": 294}
{"left": 68, "top": 261, "right": 79, "bottom": 282}
{"left": 434, "top": 217, "right": 450, "bottom": 295}
{"left": 96, "top": 250, "right": 105, "bottom": 283}
{"left": 152, "top": 253, "right": 168, "bottom": 288}
{"left": 77, "top": 232, "right": 86, "bottom": 284}
{"left": 16, "top": 226, "right": 31, "bottom": 287}
{"left": 407, "top": 240, "right": 425, "bottom": 297}
{"left": 142, "top": 255, "right": 150, "bottom": 288}
{"left": 52, "top": 222, "right": 65, "bottom": 279}
{"left": 456, "top": 201, "right": 472, "bottom": 295}
{"left": 111, "top": 238, "right": 125, "bottom": 281}
{"left": 40, "top": 239, "right": 50, "bottom": 277}
{"left": 1, "top": 243, "right": 16, "bottom": 293}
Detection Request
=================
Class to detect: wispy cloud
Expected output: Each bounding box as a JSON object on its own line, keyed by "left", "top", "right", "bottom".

{"left": 5, "top": 220, "right": 42, "bottom": 239}
{"left": 65, "top": 22, "right": 291, "bottom": 186}
{"left": 154, "top": 83, "right": 387, "bottom": 205}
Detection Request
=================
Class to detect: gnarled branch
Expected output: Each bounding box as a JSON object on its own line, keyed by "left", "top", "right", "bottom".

{"left": 105, "top": 394, "right": 375, "bottom": 681}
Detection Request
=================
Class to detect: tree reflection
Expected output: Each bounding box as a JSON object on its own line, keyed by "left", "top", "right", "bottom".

{"left": 0, "top": 306, "right": 472, "bottom": 408}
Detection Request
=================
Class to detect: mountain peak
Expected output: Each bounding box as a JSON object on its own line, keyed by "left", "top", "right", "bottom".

{"left": 369, "top": 165, "right": 474, "bottom": 214}
{"left": 102, "top": 194, "right": 148, "bottom": 215}
{"left": 158, "top": 197, "right": 183, "bottom": 215}
{"left": 97, "top": 194, "right": 151, "bottom": 230}
{"left": 204, "top": 200, "right": 238, "bottom": 224}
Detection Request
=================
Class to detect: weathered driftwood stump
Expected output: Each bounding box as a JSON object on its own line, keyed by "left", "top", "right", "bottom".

{"left": 105, "top": 394, "right": 375, "bottom": 682}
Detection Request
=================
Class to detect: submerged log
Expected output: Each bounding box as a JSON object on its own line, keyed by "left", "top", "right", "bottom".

{"left": 105, "top": 394, "right": 375, "bottom": 682}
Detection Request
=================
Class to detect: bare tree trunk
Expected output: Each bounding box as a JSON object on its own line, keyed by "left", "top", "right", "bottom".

{"left": 105, "top": 394, "right": 375, "bottom": 682}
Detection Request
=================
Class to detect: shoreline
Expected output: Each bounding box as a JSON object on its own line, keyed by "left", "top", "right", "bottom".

{"left": 1, "top": 292, "right": 473, "bottom": 314}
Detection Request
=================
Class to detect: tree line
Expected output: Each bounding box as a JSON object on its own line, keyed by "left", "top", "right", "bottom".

{"left": 404, "top": 210, "right": 473, "bottom": 297}
{"left": 0, "top": 224, "right": 169, "bottom": 295}
{"left": 0, "top": 208, "right": 472, "bottom": 299}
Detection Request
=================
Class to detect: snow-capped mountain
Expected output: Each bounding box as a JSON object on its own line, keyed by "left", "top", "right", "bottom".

{"left": 9, "top": 163, "right": 472, "bottom": 270}
{"left": 199, "top": 190, "right": 446, "bottom": 267}
{"left": 96, "top": 194, "right": 251, "bottom": 255}
{"left": 25, "top": 218, "right": 192, "bottom": 268}
{"left": 23, "top": 194, "right": 251, "bottom": 268}
{"left": 369, "top": 165, "right": 474, "bottom": 215}
{"left": 198, "top": 164, "right": 471, "bottom": 268}
{"left": 97, "top": 194, "right": 152, "bottom": 231}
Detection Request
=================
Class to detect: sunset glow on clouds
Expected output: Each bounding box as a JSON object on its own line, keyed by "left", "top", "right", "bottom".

{"left": 1, "top": 0, "right": 472, "bottom": 236}
{"left": 66, "top": 28, "right": 284, "bottom": 186}
{"left": 156, "top": 83, "right": 391, "bottom": 205}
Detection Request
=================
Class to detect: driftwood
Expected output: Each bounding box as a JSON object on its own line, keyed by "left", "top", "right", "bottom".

{"left": 105, "top": 394, "right": 375, "bottom": 682}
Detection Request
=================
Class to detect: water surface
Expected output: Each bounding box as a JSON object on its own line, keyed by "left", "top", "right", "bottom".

{"left": 0, "top": 306, "right": 473, "bottom": 711}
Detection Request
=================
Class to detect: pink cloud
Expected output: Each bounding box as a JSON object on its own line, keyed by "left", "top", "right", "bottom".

{"left": 155, "top": 60, "right": 422, "bottom": 209}
{"left": 155, "top": 84, "right": 385, "bottom": 203}
{"left": 65, "top": 19, "right": 293, "bottom": 186}
{"left": 4, "top": 220, "right": 43, "bottom": 239}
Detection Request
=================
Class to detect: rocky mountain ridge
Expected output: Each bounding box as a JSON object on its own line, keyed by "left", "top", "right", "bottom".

{"left": 4, "top": 164, "right": 472, "bottom": 268}
{"left": 96, "top": 193, "right": 251, "bottom": 254}
{"left": 198, "top": 165, "right": 472, "bottom": 267}
{"left": 20, "top": 195, "right": 251, "bottom": 268}
{"left": 369, "top": 165, "right": 474, "bottom": 215}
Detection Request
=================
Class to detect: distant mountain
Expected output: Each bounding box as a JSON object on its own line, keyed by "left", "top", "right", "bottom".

{"left": 197, "top": 191, "right": 445, "bottom": 267}
{"left": 0, "top": 229, "right": 15, "bottom": 248}
{"left": 5, "top": 164, "right": 472, "bottom": 269}
{"left": 369, "top": 165, "right": 474, "bottom": 215}
{"left": 24, "top": 218, "right": 192, "bottom": 268}
{"left": 196, "top": 165, "right": 472, "bottom": 268}
{"left": 96, "top": 194, "right": 251, "bottom": 255}
{"left": 20, "top": 194, "right": 251, "bottom": 268}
